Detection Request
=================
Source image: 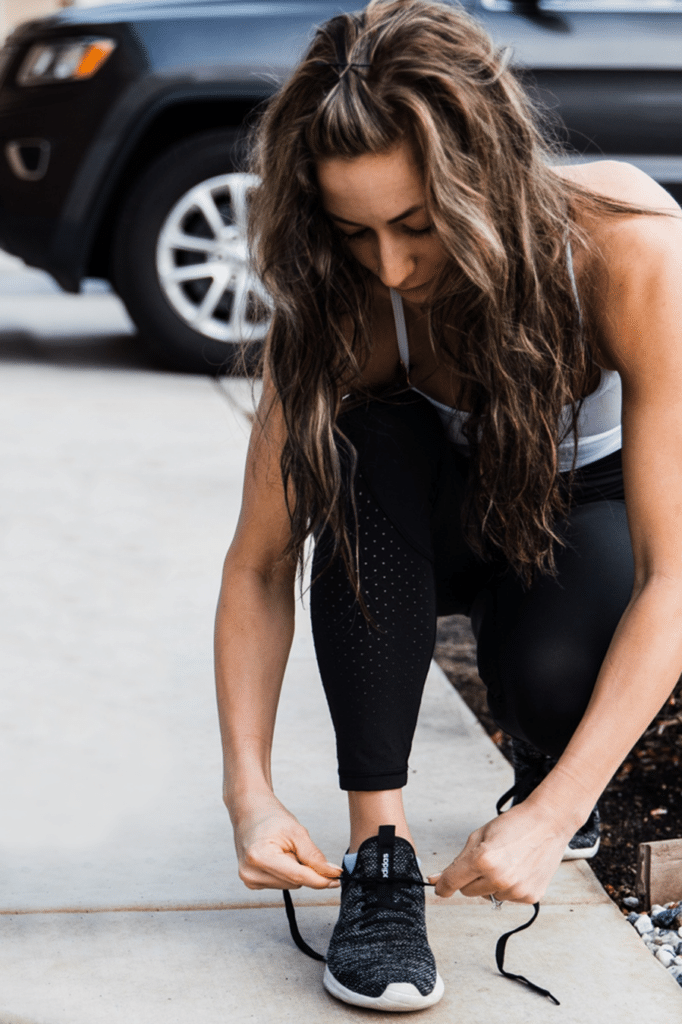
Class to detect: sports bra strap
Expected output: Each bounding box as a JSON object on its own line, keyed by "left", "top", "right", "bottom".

{"left": 565, "top": 239, "right": 583, "bottom": 328}
{"left": 390, "top": 287, "right": 410, "bottom": 370}
{"left": 391, "top": 240, "right": 582, "bottom": 362}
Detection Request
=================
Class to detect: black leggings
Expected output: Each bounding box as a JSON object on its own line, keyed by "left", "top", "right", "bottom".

{"left": 310, "top": 393, "right": 633, "bottom": 791}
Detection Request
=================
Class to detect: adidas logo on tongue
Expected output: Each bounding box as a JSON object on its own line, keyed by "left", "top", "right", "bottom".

{"left": 381, "top": 852, "right": 390, "bottom": 878}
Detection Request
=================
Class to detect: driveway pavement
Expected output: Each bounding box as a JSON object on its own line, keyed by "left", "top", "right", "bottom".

{"left": 0, "top": 256, "right": 679, "bottom": 1022}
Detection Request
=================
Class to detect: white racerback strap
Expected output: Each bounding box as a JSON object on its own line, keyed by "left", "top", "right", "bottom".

{"left": 565, "top": 240, "right": 583, "bottom": 328}
{"left": 389, "top": 287, "right": 410, "bottom": 370}
{"left": 391, "top": 243, "right": 582, "bottom": 361}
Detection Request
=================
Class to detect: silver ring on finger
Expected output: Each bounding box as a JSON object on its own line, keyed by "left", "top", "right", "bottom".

{"left": 489, "top": 893, "right": 504, "bottom": 910}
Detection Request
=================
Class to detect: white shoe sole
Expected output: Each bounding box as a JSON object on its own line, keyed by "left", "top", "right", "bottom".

{"left": 562, "top": 836, "right": 600, "bottom": 861}
{"left": 323, "top": 966, "right": 445, "bottom": 1011}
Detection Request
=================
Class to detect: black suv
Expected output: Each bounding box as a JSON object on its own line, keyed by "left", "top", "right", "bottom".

{"left": 0, "top": 0, "right": 680, "bottom": 372}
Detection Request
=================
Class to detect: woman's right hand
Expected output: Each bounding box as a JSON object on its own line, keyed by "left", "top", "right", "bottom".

{"left": 233, "top": 792, "right": 343, "bottom": 891}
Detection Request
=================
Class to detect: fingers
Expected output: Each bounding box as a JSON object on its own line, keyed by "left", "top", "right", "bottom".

{"left": 426, "top": 829, "right": 509, "bottom": 899}
{"left": 241, "top": 850, "right": 339, "bottom": 890}
{"left": 429, "top": 860, "right": 524, "bottom": 901}
{"left": 427, "top": 812, "right": 554, "bottom": 901}
{"left": 291, "top": 831, "right": 343, "bottom": 882}
{"left": 430, "top": 858, "right": 475, "bottom": 899}
{"left": 242, "top": 855, "right": 340, "bottom": 891}
{"left": 428, "top": 852, "right": 549, "bottom": 904}
{"left": 427, "top": 833, "right": 479, "bottom": 897}
{"left": 239, "top": 828, "right": 343, "bottom": 892}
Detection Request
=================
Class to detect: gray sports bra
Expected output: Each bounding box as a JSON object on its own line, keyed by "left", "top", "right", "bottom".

{"left": 389, "top": 248, "right": 622, "bottom": 472}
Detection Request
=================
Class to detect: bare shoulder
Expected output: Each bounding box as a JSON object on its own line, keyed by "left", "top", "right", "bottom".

{"left": 553, "top": 162, "right": 682, "bottom": 371}
{"left": 557, "top": 160, "right": 682, "bottom": 294}
{"left": 555, "top": 159, "right": 680, "bottom": 214}
{"left": 564, "top": 165, "right": 682, "bottom": 375}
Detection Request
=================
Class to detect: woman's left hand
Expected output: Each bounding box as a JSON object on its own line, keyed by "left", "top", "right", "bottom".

{"left": 427, "top": 800, "right": 576, "bottom": 904}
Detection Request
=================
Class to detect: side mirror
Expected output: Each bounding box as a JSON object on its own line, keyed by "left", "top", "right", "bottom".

{"left": 510, "top": 0, "right": 570, "bottom": 32}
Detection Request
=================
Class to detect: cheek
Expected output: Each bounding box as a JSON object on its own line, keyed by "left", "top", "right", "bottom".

{"left": 344, "top": 239, "right": 375, "bottom": 268}
{"left": 423, "top": 237, "right": 448, "bottom": 268}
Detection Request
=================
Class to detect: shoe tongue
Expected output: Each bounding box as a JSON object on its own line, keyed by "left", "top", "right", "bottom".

{"left": 377, "top": 824, "right": 395, "bottom": 881}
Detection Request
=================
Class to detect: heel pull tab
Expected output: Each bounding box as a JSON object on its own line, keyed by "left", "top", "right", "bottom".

{"left": 377, "top": 825, "right": 396, "bottom": 846}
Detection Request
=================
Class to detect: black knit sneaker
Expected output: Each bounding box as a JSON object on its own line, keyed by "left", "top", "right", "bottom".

{"left": 561, "top": 803, "right": 601, "bottom": 860}
{"left": 323, "top": 825, "right": 444, "bottom": 1011}
{"left": 496, "top": 737, "right": 600, "bottom": 861}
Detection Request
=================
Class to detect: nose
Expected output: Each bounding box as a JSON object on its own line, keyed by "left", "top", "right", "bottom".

{"left": 375, "top": 235, "right": 415, "bottom": 290}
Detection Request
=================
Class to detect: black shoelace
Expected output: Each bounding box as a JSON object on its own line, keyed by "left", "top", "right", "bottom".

{"left": 283, "top": 878, "right": 560, "bottom": 1005}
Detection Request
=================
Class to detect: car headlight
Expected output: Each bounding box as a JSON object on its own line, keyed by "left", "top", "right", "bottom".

{"left": 16, "top": 37, "right": 116, "bottom": 86}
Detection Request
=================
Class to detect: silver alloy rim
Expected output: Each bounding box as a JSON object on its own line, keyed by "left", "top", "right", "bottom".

{"left": 156, "top": 172, "right": 271, "bottom": 344}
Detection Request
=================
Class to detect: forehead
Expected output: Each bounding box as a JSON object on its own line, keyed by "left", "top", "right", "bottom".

{"left": 316, "top": 141, "right": 424, "bottom": 223}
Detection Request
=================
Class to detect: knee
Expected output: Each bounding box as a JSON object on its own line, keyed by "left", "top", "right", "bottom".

{"left": 489, "top": 633, "right": 599, "bottom": 757}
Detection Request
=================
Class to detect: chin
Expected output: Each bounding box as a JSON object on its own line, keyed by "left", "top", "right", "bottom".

{"left": 399, "top": 282, "right": 433, "bottom": 300}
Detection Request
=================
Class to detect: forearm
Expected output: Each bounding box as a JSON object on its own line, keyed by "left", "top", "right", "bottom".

{"left": 214, "top": 557, "right": 296, "bottom": 819}
{"left": 528, "top": 577, "right": 682, "bottom": 830}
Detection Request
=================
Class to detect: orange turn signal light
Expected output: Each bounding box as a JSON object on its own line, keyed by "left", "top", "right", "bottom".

{"left": 74, "top": 40, "right": 116, "bottom": 80}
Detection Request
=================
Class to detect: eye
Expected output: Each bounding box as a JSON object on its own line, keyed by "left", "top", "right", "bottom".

{"left": 338, "top": 223, "right": 434, "bottom": 240}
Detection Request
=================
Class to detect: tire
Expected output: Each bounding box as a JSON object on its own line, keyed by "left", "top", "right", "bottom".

{"left": 112, "top": 130, "right": 270, "bottom": 374}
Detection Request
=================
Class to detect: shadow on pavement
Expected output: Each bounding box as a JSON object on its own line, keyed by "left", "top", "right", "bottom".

{"left": 0, "top": 330, "right": 167, "bottom": 373}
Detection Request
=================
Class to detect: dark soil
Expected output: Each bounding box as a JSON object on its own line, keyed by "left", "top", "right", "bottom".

{"left": 434, "top": 615, "right": 682, "bottom": 916}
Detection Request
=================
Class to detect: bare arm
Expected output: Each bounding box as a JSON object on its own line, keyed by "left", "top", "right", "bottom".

{"left": 215, "top": 370, "right": 341, "bottom": 890}
{"left": 433, "top": 171, "right": 682, "bottom": 903}
{"left": 528, "top": 208, "right": 682, "bottom": 828}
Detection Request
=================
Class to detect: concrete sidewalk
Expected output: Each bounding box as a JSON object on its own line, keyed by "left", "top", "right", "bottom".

{"left": 0, "top": 316, "right": 680, "bottom": 1021}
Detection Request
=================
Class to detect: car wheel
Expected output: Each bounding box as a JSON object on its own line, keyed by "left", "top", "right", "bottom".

{"left": 112, "top": 130, "right": 270, "bottom": 374}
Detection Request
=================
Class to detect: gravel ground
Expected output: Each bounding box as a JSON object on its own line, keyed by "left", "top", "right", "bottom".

{"left": 434, "top": 615, "right": 682, "bottom": 917}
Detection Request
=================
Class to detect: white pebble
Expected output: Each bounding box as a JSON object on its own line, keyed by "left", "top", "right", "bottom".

{"left": 674, "top": 956, "right": 682, "bottom": 966}
{"left": 656, "top": 949, "right": 674, "bottom": 968}
{"left": 651, "top": 905, "right": 666, "bottom": 916}
{"left": 635, "top": 916, "right": 654, "bottom": 935}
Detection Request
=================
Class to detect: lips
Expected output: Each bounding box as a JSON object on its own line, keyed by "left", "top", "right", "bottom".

{"left": 400, "top": 278, "right": 430, "bottom": 290}
{"left": 398, "top": 279, "right": 432, "bottom": 295}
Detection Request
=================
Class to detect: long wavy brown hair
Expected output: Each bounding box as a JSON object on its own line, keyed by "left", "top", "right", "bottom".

{"left": 248, "top": 0, "right": 654, "bottom": 598}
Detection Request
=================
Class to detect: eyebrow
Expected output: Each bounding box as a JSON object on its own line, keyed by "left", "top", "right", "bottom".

{"left": 328, "top": 204, "right": 425, "bottom": 227}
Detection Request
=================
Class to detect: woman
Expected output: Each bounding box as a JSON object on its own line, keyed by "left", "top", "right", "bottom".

{"left": 214, "top": 0, "right": 682, "bottom": 1011}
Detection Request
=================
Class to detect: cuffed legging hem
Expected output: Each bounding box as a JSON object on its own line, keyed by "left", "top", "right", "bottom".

{"left": 339, "top": 768, "right": 408, "bottom": 791}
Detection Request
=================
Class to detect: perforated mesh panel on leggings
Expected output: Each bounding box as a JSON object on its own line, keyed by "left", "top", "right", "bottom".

{"left": 311, "top": 478, "right": 436, "bottom": 791}
{"left": 311, "top": 396, "right": 632, "bottom": 791}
